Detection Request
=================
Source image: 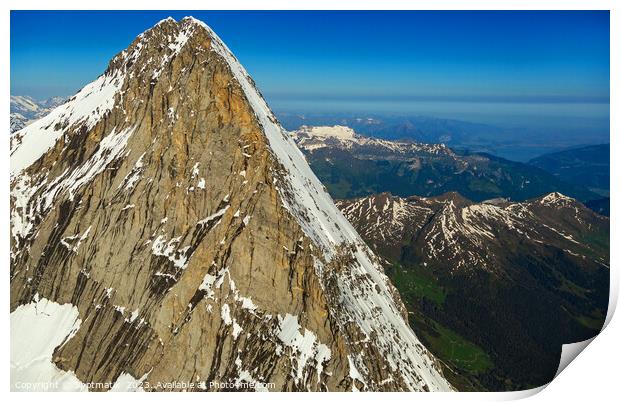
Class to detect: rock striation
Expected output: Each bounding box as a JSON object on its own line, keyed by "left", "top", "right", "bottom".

{"left": 10, "top": 17, "right": 452, "bottom": 392}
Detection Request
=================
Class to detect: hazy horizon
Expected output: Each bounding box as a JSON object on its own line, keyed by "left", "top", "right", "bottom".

{"left": 11, "top": 10, "right": 609, "bottom": 160}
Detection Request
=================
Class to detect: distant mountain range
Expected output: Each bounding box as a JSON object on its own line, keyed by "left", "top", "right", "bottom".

{"left": 295, "top": 126, "right": 610, "bottom": 390}
{"left": 10, "top": 95, "right": 66, "bottom": 133}
{"left": 337, "top": 192, "right": 609, "bottom": 391}
{"left": 279, "top": 113, "right": 501, "bottom": 144}
{"left": 528, "top": 144, "right": 610, "bottom": 216}
{"left": 277, "top": 112, "right": 608, "bottom": 162}
{"left": 529, "top": 144, "right": 609, "bottom": 194}
{"left": 290, "top": 126, "right": 600, "bottom": 205}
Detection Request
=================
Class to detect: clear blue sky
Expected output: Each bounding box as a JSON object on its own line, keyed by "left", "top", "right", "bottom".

{"left": 11, "top": 10, "right": 609, "bottom": 103}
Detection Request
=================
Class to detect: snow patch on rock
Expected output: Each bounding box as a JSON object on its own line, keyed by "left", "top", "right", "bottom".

{"left": 276, "top": 314, "right": 332, "bottom": 384}
{"left": 11, "top": 297, "right": 86, "bottom": 391}
{"left": 11, "top": 72, "right": 126, "bottom": 176}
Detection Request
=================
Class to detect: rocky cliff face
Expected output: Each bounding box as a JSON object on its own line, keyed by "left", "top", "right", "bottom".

{"left": 10, "top": 17, "right": 452, "bottom": 392}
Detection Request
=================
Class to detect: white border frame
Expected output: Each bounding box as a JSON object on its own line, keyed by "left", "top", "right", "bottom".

{"left": 2, "top": 2, "right": 616, "bottom": 401}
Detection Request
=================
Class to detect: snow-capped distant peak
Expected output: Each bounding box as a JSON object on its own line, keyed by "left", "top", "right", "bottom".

{"left": 10, "top": 96, "right": 69, "bottom": 134}
{"left": 10, "top": 96, "right": 40, "bottom": 114}
{"left": 297, "top": 125, "right": 356, "bottom": 140}
{"left": 290, "top": 124, "right": 451, "bottom": 156}
{"left": 539, "top": 192, "right": 575, "bottom": 205}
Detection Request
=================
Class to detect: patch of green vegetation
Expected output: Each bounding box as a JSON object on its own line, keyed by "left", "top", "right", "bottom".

{"left": 388, "top": 263, "right": 446, "bottom": 305}
{"left": 467, "top": 178, "right": 501, "bottom": 195}
{"left": 549, "top": 266, "right": 592, "bottom": 299}
{"left": 578, "top": 230, "right": 610, "bottom": 258}
{"left": 324, "top": 179, "right": 352, "bottom": 199}
{"left": 385, "top": 263, "right": 493, "bottom": 376}
{"left": 558, "top": 277, "right": 589, "bottom": 298}
{"left": 415, "top": 316, "right": 494, "bottom": 374}
{"left": 574, "top": 310, "right": 605, "bottom": 331}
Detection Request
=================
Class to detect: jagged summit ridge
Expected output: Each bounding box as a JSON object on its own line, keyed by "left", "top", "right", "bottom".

{"left": 10, "top": 17, "right": 452, "bottom": 391}
{"left": 337, "top": 191, "right": 609, "bottom": 273}
{"left": 10, "top": 17, "right": 198, "bottom": 175}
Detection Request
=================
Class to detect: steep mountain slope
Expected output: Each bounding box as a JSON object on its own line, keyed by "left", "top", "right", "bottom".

{"left": 529, "top": 144, "right": 610, "bottom": 195}
{"left": 10, "top": 17, "right": 452, "bottom": 392}
{"left": 337, "top": 192, "right": 609, "bottom": 390}
{"left": 291, "top": 126, "right": 598, "bottom": 203}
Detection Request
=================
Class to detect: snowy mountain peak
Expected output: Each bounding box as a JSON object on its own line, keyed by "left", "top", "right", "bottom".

{"left": 538, "top": 191, "right": 576, "bottom": 206}
{"left": 154, "top": 16, "right": 176, "bottom": 26}
{"left": 291, "top": 124, "right": 453, "bottom": 156}
{"left": 296, "top": 125, "right": 357, "bottom": 140}
{"left": 10, "top": 17, "right": 452, "bottom": 391}
{"left": 10, "top": 95, "right": 40, "bottom": 114}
